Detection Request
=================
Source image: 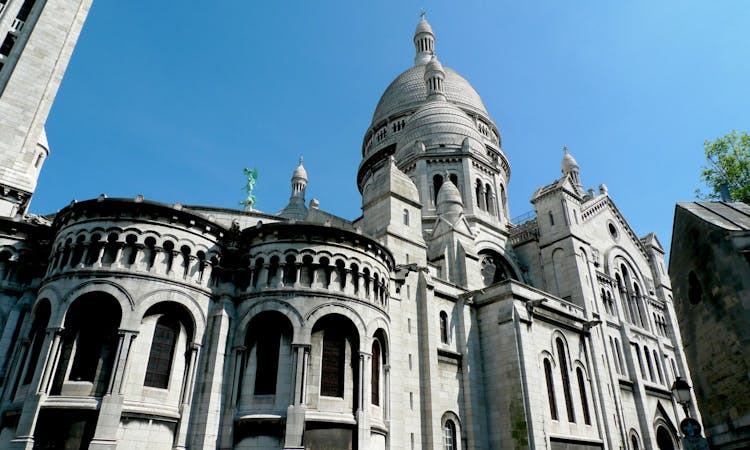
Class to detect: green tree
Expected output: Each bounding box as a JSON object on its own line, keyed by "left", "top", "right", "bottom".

{"left": 697, "top": 130, "right": 750, "bottom": 204}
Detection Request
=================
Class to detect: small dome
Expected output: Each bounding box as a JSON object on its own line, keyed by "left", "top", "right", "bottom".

{"left": 425, "top": 55, "right": 444, "bottom": 76}
{"left": 293, "top": 157, "right": 308, "bottom": 180}
{"left": 561, "top": 146, "right": 579, "bottom": 173}
{"left": 437, "top": 179, "right": 463, "bottom": 216}
{"left": 415, "top": 14, "right": 434, "bottom": 36}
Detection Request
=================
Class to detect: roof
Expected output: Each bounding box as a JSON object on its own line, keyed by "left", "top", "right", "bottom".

{"left": 677, "top": 201, "right": 750, "bottom": 231}
{"left": 371, "top": 65, "right": 489, "bottom": 126}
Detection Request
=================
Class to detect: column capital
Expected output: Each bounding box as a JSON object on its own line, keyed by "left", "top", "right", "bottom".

{"left": 117, "top": 328, "right": 139, "bottom": 337}
{"left": 291, "top": 343, "right": 311, "bottom": 350}
{"left": 233, "top": 345, "right": 247, "bottom": 353}
{"left": 46, "top": 326, "right": 64, "bottom": 335}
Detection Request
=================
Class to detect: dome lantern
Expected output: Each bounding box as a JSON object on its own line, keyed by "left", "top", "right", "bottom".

{"left": 291, "top": 157, "right": 308, "bottom": 199}
{"left": 424, "top": 55, "right": 446, "bottom": 101}
{"left": 414, "top": 11, "right": 435, "bottom": 66}
{"left": 561, "top": 145, "right": 583, "bottom": 193}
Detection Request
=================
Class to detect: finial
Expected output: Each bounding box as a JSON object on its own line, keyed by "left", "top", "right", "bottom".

{"left": 298, "top": 156, "right": 304, "bottom": 166}
{"left": 420, "top": 9, "right": 426, "bottom": 20}
{"left": 563, "top": 145, "right": 568, "bottom": 154}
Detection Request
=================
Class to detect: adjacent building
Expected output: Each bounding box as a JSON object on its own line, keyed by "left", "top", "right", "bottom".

{"left": 0, "top": 5, "right": 702, "bottom": 449}
{"left": 669, "top": 201, "right": 750, "bottom": 450}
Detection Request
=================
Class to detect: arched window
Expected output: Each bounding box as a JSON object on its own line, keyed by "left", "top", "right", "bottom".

{"left": 433, "top": 174, "right": 444, "bottom": 206}
{"left": 484, "top": 183, "right": 493, "bottom": 214}
{"left": 440, "top": 311, "right": 449, "bottom": 344}
{"left": 576, "top": 367, "right": 591, "bottom": 425}
{"left": 144, "top": 316, "right": 180, "bottom": 389}
{"left": 544, "top": 358, "right": 558, "bottom": 420}
{"left": 609, "top": 337, "right": 621, "bottom": 374}
{"left": 443, "top": 420, "right": 457, "bottom": 450}
{"left": 614, "top": 338, "right": 626, "bottom": 376}
{"left": 22, "top": 301, "right": 51, "bottom": 385}
{"left": 449, "top": 173, "right": 458, "bottom": 187}
{"left": 634, "top": 343, "right": 646, "bottom": 378}
{"left": 653, "top": 349, "right": 664, "bottom": 384}
{"left": 371, "top": 340, "right": 381, "bottom": 405}
{"left": 254, "top": 333, "right": 280, "bottom": 395}
{"left": 321, "top": 330, "right": 345, "bottom": 397}
{"left": 556, "top": 338, "right": 575, "bottom": 422}
{"left": 656, "top": 426, "right": 676, "bottom": 450}
{"left": 403, "top": 209, "right": 409, "bottom": 226}
{"left": 631, "top": 432, "right": 641, "bottom": 450}
{"left": 475, "top": 179, "right": 484, "bottom": 210}
{"left": 644, "top": 346, "right": 655, "bottom": 381}
{"left": 499, "top": 184, "right": 507, "bottom": 219}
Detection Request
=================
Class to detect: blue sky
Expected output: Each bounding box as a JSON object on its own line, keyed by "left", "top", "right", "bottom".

{"left": 36, "top": 1, "right": 750, "bottom": 256}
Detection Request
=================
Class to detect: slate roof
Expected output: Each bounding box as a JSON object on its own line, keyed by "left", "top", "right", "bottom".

{"left": 677, "top": 202, "right": 750, "bottom": 231}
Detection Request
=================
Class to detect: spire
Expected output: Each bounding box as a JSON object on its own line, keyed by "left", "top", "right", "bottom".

{"left": 424, "top": 54, "right": 446, "bottom": 101}
{"left": 291, "top": 157, "right": 308, "bottom": 199}
{"left": 561, "top": 145, "right": 583, "bottom": 192}
{"left": 278, "top": 157, "right": 309, "bottom": 220}
{"left": 414, "top": 11, "right": 435, "bottom": 65}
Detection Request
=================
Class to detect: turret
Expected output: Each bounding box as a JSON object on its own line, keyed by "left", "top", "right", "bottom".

{"left": 424, "top": 55, "right": 446, "bottom": 101}
{"left": 278, "top": 158, "right": 309, "bottom": 220}
{"left": 561, "top": 145, "right": 583, "bottom": 194}
{"left": 414, "top": 12, "right": 435, "bottom": 65}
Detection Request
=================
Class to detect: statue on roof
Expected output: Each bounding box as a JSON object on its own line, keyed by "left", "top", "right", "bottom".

{"left": 240, "top": 167, "right": 259, "bottom": 211}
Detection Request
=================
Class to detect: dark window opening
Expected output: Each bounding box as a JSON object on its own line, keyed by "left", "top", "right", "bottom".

{"left": 544, "top": 358, "right": 558, "bottom": 420}
{"left": 576, "top": 368, "right": 591, "bottom": 425}
{"left": 556, "top": 338, "right": 575, "bottom": 422}
{"left": 371, "top": 341, "right": 381, "bottom": 405}
{"left": 16, "top": 0, "right": 36, "bottom": 22}
{"left": 443, "top": 420, "right": 456, "bottom": 450}
{"left": 439, "top": 311, "right": 449, "bottom": 344}
{"left": 0, "top": 34, "right": 15, "bottom": 57}
{"left": 321, "top": 330, "right": 345, "bottom": 397}
{"left": 433, "top": 174, "right": 444, "bottom": 206}
{"left": 144, "top": 316, "right": 179, "bottom": 389}
{"left": 254, "top": 331, "right": 281, "bottom": 395}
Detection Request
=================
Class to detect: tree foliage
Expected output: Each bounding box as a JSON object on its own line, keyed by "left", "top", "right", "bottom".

{"left": 697, "top": 131, "right": 750, "bottom": 204}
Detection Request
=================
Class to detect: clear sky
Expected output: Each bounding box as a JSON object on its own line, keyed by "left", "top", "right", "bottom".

{"left": 35, "top": 1, "right": 750, "bottom": 257}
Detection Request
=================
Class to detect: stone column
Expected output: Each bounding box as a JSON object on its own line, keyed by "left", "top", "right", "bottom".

{"left": 0, "top": 305, "right": 25, "bottom": 383}
{"left": 356, "top": 350, "right": 371, "bottom": 450}
{"left": 174, "top": 342, "right": 201, "bottom": 450}
{"left": 190, "top": 297, "right": 234, "bottom": 449}
{"left": 88, "top": 329, "right": 138, "bottom": 450}
{"left": 217, "top": 345, "right": 246, "bottom": 450}
{"left": 285, "top": 344, "right": 310, "bottom": 448}
{"left": 37, "top": 327, "right": 64, "bottom": 394}
{"left": 9, "top": 323, "right": 65, "bottom": 450}
{"left": 1, "top": 337, "right": 29, "bottom": 402}
{"left": 91, "top": 243, "right": 106, "bottom": 269}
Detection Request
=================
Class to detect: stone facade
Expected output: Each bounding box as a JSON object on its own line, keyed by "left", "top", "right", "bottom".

{"left": 0, "top": 8, "right": 701, "bottom": 450}
{"left": 669, "top": 202, "right": 750, "bottom": 449}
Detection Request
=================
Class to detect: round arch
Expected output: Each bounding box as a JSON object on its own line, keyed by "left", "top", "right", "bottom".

{"left": 303, "top": 302, "right": 367, "bottom": 344}
{"left": 235, "top": 298, "right": 304, "bottom": 343}
{"left": 135, "top": 289, "right": 207, "bottom": 342}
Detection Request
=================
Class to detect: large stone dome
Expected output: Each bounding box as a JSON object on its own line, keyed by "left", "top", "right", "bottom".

{"left": 371, "top": 65, "right": 489, "bottom": 126}
{"left": 399, "top": 100, "right": 484, "bottom": 149}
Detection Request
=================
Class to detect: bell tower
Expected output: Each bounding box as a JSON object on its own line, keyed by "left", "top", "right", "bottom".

{"left": 0, "top": 0, "right": 92, "bottom": 216}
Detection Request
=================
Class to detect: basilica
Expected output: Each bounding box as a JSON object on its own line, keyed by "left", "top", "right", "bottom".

{"left": 0, "top": 2, "right": 700, "bottom": 449}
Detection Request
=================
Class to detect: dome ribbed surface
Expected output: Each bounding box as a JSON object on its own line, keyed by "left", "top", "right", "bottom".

{"left": 414, "top": 17, "right": 434, "bottom": 36}
{"left": 400, "top": 101, "right": 483, "bottom": 147}
{"left": 561, "top": 151, "right": 578, "bottom": 172}
{"left": 372, "top": 65, "right": 488, "bottom": 126}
